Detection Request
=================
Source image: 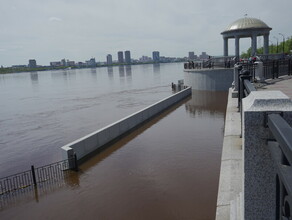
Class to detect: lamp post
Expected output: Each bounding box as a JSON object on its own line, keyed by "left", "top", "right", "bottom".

{"left": 273, "top": 36, "right": 279, "bottom": 53}
{"left": 269, "top": 40, "right": 274, "bottom": 53}
{"left": 279, "top": 33, "right": 285, "bottom": 53}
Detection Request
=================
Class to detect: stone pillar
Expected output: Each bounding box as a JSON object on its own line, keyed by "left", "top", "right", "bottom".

{"left": 242, "top": 91, "right": 292, "bottom": 220}
{"left": 233, "top": 64, "right": 241, "bottom": 93}
{"left": 251, "top": 34, "right": 257, "bottom": 56}
{"left": 254, "top": 61, "right": 265, "bottom": 82}
{"left": 223, "top": 37, "right": 228, "bottom": 56}
{"left": 264, "top": 34, "right": 269, "bottom": 54}
{"left": 235, "top": 36, "right": 240, "bottom": 59}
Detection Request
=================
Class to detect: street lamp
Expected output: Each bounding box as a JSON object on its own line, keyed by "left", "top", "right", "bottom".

{"left": 279, "top": 33, "right": 285, "bottom": 53}
{"left": 273, "top": 36, "right": 279, "bottom": 53}
{"left": 269, "top": 40, "right": 274, "bottom": 53}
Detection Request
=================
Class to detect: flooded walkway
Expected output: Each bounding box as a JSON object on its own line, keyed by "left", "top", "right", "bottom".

{"left": 0, "top": 90, "right": 228, "bottom": 219}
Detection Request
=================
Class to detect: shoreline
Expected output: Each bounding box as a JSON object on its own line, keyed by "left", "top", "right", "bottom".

{"left": 0, "top": 61, "right": 184, "bottom": 75}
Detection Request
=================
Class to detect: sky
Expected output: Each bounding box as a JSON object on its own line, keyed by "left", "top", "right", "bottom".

{"left": 0, "top": 0, "right": 291, "bottom": 66}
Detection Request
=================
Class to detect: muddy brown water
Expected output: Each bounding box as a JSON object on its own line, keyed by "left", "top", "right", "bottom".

{"left": 0, "top": 90, "right": 227, "bottom": 219}
{"left": 0, "top": 64, "right": 228, "bottom": 219}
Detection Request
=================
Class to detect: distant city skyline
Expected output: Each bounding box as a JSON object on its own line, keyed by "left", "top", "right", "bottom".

{"left": 12, "top": 50, "right": 212, "bottom": 68}
{"left": 5, "top": 50, "right": 225, "bottom": 68}
{"left": 0, "top": 0, "right": 291, "bottom": 66}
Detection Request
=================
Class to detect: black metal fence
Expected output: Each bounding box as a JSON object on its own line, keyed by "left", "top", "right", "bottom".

{"left": 263, "top": 59, "right": 292, "bottom": 79}
{"left": 184, "top": 61, "right": 235, "bottom": 70}
{"left": 238, "top": 59, "right": 292, "bottom": 80}
{"left": 267, "top": 114, "right": 292, "bottom": 219}
{"left": 0, "top": 155, "right": 78, "bottom": 195}
{"left": 184, "top": 56, "right": 236, "bottom": 70}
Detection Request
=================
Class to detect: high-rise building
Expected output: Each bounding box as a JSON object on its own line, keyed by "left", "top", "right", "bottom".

{"left": 188, "top": 52, "right": 195, "bottom": 60}
{"left": 118, "top": 51, "right": 124, "bottom": 63}
{"left": 125, "top": 51, "right": 131, "bottom": 64}
{"left": 67, "top": 61, "right": 75, "bottom": 66}
{"left": 28, "top": 59, "right": 37, "bottom": 68}
{"left": 152, "top": 51, "right": 160, "bottom": 62}
{"left": 61, "top": 59, "right": 67, "bottom": 66}
{"left": 50, "top": 61, "right": 62, "bottom": 67}
{"left": 107, "top": 54, "right": 113, "bottom": 65}
{"left": 199, "top": 52, "right": 209, "bottom": 60}
{"left": 86, "top": 58, "right": 96, "bottom": 67}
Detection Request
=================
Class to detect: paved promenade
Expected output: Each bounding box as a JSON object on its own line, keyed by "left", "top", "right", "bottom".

{"left": 257, "top": 75, "right": 292, "bottom": 98}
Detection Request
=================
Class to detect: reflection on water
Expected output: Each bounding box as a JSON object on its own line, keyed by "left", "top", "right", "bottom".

{"left": 119, "top": 65, "right": 125, "bottom": 77}
{"left": 90, "top": 68, "right": 97, "bottom": 81}
{"left": 153, "top": 63, "right": 160, "bottom": 73}
{"left": 90, "top": 68, "right": 97, "bottom": 75}
{"left": 107, "top": 66, "right": 113, "bottom": 78}
{"left": 185, "top": 90, "right": 227, "bottom": 117}
{"left": 0, "top": 90, "right": 227, "bottom": 220}
{"left": 80, "top": 98, "right": 189, "bottom": 171}
{"left": 125, "top": 65, "right": 132, "bottom": 76}
{"left": 30, "top": 72, "right": 38, "bottom": 84}
{"left": 0, "top": 171, "right": 80, "bottom": 211}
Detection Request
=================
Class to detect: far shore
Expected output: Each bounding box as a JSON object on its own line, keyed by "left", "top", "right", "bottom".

{"left": 0, "top": 61, "right": 185, "bottom": 75}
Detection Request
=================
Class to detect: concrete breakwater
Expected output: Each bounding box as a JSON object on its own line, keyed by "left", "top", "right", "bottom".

{"left": 61, "top": 87, "right": 192, "bottom": 162}
{"left": 184, "top": 68, "right": 233, "bottom": 91}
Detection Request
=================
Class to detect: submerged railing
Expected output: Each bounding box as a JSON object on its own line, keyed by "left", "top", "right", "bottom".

{"left": 0, "top": 155, "right": 78, "bottom": 195}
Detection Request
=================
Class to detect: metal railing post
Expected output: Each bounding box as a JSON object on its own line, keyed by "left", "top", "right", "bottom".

{"left": 288, "top": 59, "right": 291, "bottom": 76}
{"left": 272, "top": 60, "right": 275, "bottom": 79}
{"left": 267, "top": 113, "right": 292, "bottom": 219}
{"left": 276, "top": 60, "right": 279, "bottom": 78}
{"left": 238, "top": 69, "right": 250, "bottom": 109}
{"left": 74, "top": 153, "right": 78, "bottom": 171}
{"left": 31, "top": 165, "right": 37, "bottom": 186}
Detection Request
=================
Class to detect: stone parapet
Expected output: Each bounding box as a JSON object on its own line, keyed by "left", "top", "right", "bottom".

{"left": 242, "top": 91, "right": 292, "bottom": 219}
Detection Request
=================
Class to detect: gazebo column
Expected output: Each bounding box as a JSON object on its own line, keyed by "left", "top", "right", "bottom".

{"left": 264, "top": 34, "right": 269, "bottom": 54}
{"left": 251, "top": 33, "right": 257, "bottom": 56}
{"left": 223, "top": 37, "right": 228, "bottom": 56}
{"left": 235, "top": 36, "right": 240, "bottom": 59}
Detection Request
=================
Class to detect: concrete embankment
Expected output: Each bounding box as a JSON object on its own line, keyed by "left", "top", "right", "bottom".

{"left": 216, "top": 88, "right": 243, "bottom": 220}
{"left": 184, "top": 68, "right": 233, "bottom": 91}
{"left": 216, "top": 75, "right": 292, "bottom": 220}
{"left": 61, "top": 87, "right": 192, "bottom": 161}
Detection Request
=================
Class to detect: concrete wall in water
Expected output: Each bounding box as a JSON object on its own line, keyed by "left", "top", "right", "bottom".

{"left": 184, "top": 68, "right": 233, "bottom": 91}
{"left": 61, "top": 87, "right": 192, "bottom": 161}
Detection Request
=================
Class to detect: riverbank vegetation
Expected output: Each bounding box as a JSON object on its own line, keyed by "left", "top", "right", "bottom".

{"left": 241, "top": 36, "right": 292, "bottom": 58}
{"left": 0, "top": 66, "right": 71, "bottom": 74}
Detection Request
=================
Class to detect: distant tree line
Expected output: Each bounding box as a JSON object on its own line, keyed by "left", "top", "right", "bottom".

{"left": 241, "top": 36, "right": 292, "bottom": 58}
{"left": 0, "top": 66, "right": 73, "bottom": 74}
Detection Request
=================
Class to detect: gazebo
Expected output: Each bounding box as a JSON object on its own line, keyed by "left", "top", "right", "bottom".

{"left": 221, "top": 17, "right": 272, "bottom": 58}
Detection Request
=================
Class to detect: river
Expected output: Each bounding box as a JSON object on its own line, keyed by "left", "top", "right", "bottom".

{"left": 0, "top": 63, "right": 228, "bottom": 219}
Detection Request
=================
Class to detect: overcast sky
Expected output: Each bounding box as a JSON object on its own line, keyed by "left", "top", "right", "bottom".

{"left": 0, "top": 0, "right": 291, "bottom": 66}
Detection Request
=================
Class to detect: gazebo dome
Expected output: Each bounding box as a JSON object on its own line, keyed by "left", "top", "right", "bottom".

{"left": 221, "top": 17, "right": 272, "bottom": 58}
{"left": 222, "top": 17, "right": 271, "bottom": 34}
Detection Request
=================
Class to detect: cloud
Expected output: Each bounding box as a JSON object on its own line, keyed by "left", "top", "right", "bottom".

{"left": 0, "top": 0, "right": 292, "bottom": 66}
{"left": 49, "top": 17, "right": 62, "bottom": 22}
